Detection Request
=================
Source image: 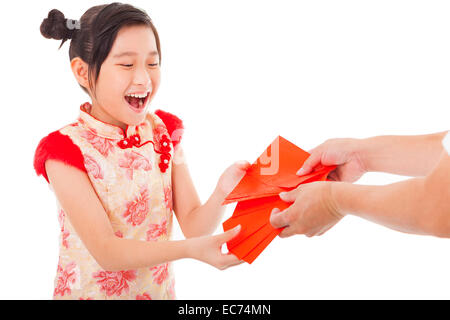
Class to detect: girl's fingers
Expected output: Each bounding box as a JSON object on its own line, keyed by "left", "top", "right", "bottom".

{"left": 240, "top": 160, "right": 251, "bottom": 168}
{"left": 217, "top": 225, "right": 241, "bottom": 244}
{"left": 220, "top": 253, "right": 244, "bottom": 269}
{"left": 234, "top": 160, "right": 251, "bottom": 171}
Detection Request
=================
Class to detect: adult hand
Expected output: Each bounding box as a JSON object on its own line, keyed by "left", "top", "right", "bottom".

{"left": 270, "top": 181, "right": 344, "bottom": 237}
{"left": 298, "top": 138, "right": 367, "bottom": 182}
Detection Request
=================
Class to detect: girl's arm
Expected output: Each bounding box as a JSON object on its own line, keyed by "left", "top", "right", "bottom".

{"left": 45, "top": 159, "right": 242, "bottom": 272}
{"left": 172, "top": 146, "right": 249, "bottom": 238}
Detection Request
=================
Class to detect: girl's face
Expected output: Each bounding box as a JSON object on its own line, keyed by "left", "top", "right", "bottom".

{"left": 89, "top": 25, "right": 161, "bottom": 130}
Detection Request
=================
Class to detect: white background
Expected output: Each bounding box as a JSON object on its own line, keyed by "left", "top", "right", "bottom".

{"left": 1, "top": 0, "right": 449, "bottom": 299}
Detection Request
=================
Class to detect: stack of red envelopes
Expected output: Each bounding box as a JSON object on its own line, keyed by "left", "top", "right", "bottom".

{"left": 222, "top": 136, "right": 336, "bottom": 264}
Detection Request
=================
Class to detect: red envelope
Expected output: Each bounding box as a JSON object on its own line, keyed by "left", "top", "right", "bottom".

{"left": 222, "top": 136, "right": 336, "bottom": 264}
{"left": 223, "top": 196, "right": 289, "bottom": 250}
{"left": 223, "top": 136, "right": 335, "bottom": 204}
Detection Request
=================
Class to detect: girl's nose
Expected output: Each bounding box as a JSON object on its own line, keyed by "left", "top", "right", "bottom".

{"left": 133, "top": 66, "right": 152, "bottom": 87}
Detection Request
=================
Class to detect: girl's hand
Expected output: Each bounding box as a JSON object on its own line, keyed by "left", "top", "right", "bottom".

{"left": 188, "top": 225, "right": 244, "bottom": 270}
{"left": 298, "top": 138, "right": 367, "bottom": 182}
{"left": 270, "top": 181, "right": 344, "bottom": 237}
{"left": 216, "top": 161, "right": 251, "bottom": 198}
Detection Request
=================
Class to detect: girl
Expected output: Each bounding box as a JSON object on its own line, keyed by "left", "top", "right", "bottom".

{"left": 34, "top": 3, "right": 249, "bottom": 300}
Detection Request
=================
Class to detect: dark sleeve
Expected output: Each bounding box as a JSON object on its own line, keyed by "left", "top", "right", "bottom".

{"left": 33, "top": 130, "right": 87, "bottom": 184}
{"left": 154, "top": 109, "right": 184, "bottom": 148}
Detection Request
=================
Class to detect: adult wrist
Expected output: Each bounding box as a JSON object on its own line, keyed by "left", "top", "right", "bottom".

{"left": 327, "top": 181, "right": 346, "bottom": 219}
{"left": 353, "top": 137, "right": 372, "bottom": 174}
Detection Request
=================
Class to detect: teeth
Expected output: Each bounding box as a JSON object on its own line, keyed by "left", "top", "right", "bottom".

{"left": 125, "top": 92, "right": 148, "bottom": 98}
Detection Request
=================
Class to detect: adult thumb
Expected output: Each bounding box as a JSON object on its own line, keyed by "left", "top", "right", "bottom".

{"left": 297, "top": 152, "right": 321, "bottom": 176}
{"left": 279, "top": 188, "right": 299, "bottom": 203}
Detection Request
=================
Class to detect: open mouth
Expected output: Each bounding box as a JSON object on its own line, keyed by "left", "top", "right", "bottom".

{"left": 124, "top": 91, "right": 150, "bottom": 111}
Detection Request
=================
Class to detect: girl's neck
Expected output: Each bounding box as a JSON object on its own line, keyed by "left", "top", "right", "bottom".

{"left": 90, "top": 101, "right": 127, "bottom": 132}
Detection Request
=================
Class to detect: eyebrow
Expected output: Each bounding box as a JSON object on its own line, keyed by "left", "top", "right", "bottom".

{"left": 112, "top": 51, "right": 159, "bottom": 58}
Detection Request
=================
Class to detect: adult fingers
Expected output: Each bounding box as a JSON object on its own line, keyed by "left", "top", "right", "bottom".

{"left": 327, "top": 171, "right": 339, "bottom": 181}
{"left": 270, "top": 208, "right": 291, "bottom": 229}
{"left": 316, "top": 225, "right": 333, "bottom": 236}
{"left": 297, "top": 151, "right": 322, "bottom": 176}
{"left": 278, "top": 225, "right": 298, "bottom": 238}
{"left": 279, "top": 185, "right": 302, "bottom": 203}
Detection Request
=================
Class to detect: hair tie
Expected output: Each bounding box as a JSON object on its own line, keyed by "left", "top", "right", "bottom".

{"left": 64, "top": 18, "right": 80, "bottom": 39}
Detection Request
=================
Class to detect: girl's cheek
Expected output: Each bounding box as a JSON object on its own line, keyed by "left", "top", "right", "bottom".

{"left": 151, "top": 71, "right": 161, "bottom": 89}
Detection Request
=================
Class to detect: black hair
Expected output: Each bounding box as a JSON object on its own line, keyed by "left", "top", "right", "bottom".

{"left": 40, "top": 3, "right": 161, "bottom": 98}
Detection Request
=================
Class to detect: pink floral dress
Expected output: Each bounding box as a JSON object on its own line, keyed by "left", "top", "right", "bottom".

{"left": 33, "top": 102, "right": 183, "bottom": 300}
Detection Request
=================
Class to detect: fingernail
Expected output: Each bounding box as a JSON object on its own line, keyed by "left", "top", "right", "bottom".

{"left": 279, "top": 192, "right": 287, "bottom": 199}
{"left": 271, "top": 208, "right": 280, "bottom": 215}
{"left": 234, "top": 225, "right": 241, "bottom": 232}
{"left": 296, "top": 168, "right": 305, "bottom": 175}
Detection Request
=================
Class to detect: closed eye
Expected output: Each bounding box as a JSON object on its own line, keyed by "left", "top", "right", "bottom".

{"left": 119, "top": 64, "right": 159, "bottom": 67}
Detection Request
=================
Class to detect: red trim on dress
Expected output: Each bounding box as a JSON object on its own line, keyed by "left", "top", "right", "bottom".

{"left": 80, "top": 102, "right": 130, "bottom": 138}
{"left": 154, "top": 109, "right": 184, "bottom": 147}
{"left": 34, "top": 131, "right": 87, "bottom": 184}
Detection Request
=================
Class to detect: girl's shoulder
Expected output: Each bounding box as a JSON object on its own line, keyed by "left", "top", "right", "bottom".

{"left": 33, "top": 126, "right": 87, "bottom": 184}
{"left": 149, "top": 109, "right": 184, "bottom": 147}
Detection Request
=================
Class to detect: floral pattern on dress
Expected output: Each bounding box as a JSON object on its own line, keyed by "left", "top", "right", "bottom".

{"left": 168, "top": 279, "right": 176, "bottom": 299}
{"left": 62, "top": 230, "right": 70, "bottom": 249}
{"left": 118, "top": 150, "right": 152, "bottom": 180}
{"left": 164, "top": 186, "right": 173, "bottom": 211}
{"left": 80, "top": 128, "right": 115, "bottom": 157}
{"left": 122, "top": 186, "right": 151, "bottom": 226}
{"left": 150, "top": 263, "right": 169, "bottom": 286}
{"left": 83, "top": 154, "right": 104, "bottom": 180}
{"left": 58, "top": 209, "right": 65, "bottom": 231}
{"left": 136, "top": 292, "right": 152, "bottom": 300}
{"left": 92, "top": 270, "right": 137, "bottom": 297}
{"left": 146, "top": 219, "right": 168, "bottom": 241}
{"left": 153, "top": 123, "right": 169, "bottom": 143}
{"left": 54, "top": 261, "right": 78, "bottom": 297}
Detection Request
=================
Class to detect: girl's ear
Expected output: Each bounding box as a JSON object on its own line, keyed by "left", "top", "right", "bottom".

{"left": 71, "top": 57, "right": 90, "bottom": 91}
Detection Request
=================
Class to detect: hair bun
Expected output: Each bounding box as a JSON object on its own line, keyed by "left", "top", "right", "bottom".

{"left": 40, "top": 9, "right": 76, "bottom": 41}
